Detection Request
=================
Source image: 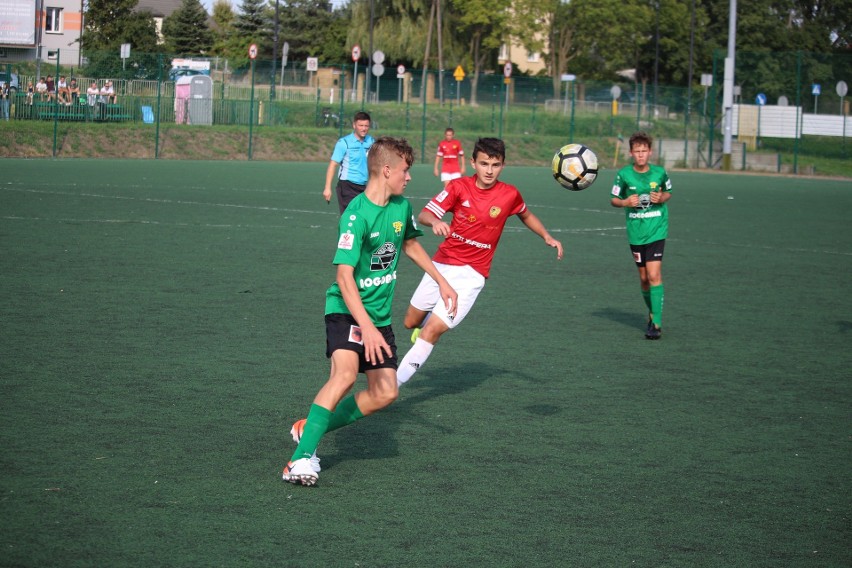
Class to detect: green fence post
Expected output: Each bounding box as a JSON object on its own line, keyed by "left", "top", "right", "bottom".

{"left": 248, "top": 59, "right": 255, "bottom": 160}
{"left": 421, "top": 79, "right": 428, "bottom": 164}
{"left": 155, "top": 54, "right": 162, "bottom": 159}
{"left": 531, "top": 87, "right": 537, "bottom": 133}
{"left": 793, "top": 50, "right": 802, "bottom": 175}
{"left": 52, "top": 50, "right": 60, "bottom": 158}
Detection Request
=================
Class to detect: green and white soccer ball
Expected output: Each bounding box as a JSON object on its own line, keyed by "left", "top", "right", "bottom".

{"left": 552, "top": 143, "right": 599, "bottom": 191}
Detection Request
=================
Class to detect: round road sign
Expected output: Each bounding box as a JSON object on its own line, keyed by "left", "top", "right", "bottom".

{"left": 397, "top": 64, "right": 405, "bottom": 75}
{"left": 352, "top": 45, "right": 360, "bottom": 62}
{"left": 503, "top": 62, "right": 512, "bottom": 78}
{"left": 248, "top": 44, "right": 258, "bottom": 60}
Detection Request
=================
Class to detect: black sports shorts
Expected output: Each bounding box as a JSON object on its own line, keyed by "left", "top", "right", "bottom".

{"left": 325, "top": 313, "right": 398, "bottom": 372}
{"left": 630, "top": 239, "right": 665, "bottom": 267}
{"left": 336, "top": 180, "right": 367, "bottom": 213}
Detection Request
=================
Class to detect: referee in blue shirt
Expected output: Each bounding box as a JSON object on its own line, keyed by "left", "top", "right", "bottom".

{"left": 323, "top": 111, "right": 375, "bottom": 213}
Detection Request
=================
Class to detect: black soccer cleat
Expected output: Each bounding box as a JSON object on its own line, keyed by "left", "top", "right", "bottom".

{"left": 645, "top": 324, "right": 662, "bottom": 340}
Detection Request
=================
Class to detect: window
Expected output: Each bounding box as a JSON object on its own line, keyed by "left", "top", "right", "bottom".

{"left": 45, "top": 7, "right": 63, "bottom": 33}
{"left": 47, "top": 50, "right": 58, "bottom": 60}
{"left": 527, "top": 52, "right": 540, "bottom": 63}
{"left": 498, "top": 44, "right": 508, "bottom": 61}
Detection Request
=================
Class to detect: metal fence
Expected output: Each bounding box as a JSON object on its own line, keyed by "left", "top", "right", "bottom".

{"left": 2, "top": 50, "right": 849, "bottom": 173}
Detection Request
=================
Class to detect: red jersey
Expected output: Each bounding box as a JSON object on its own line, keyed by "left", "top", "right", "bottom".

{"left": 437, "top": 139, "right": 464, "bottom": 174}
{"left": 424, "top": 175, "right": 526, "bottom": 278}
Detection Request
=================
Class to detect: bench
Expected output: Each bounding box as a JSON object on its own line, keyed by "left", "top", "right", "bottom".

{"left": 35, "top": 102, "right": 87, "bottom": 121}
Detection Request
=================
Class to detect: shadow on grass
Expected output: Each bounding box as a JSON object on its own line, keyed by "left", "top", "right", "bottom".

{"left": 325, "top": 363, "right": 503, "bottom": 468}
{"left": 592, "top": 307, "right": 645, "bottom": 331}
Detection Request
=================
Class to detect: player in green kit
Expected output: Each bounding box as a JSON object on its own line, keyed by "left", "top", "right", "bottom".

{"left": 610, "top": 131, "right": 672, "bottom": 339}
{"left": 282, "top": 137, "right": 458, "bottom": 486}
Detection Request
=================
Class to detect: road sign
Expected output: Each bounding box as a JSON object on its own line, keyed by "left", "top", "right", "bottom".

{"left": 352, "top": 45, "right": 360, "bottom": 62}
{"left": 503, "top": 62, "right": 512, "bottom": 78}
{"left": 453, "top": 65, "right": 465, "bottom": 81}
{"left": 397, "top": 64, "right": 405, "bottom": 76}
{"left": 812, "top": 84, "right": 821, "bottom": 96}
{"left": 372, "top": 63, "right": 385, "bottom": 77}
{"left": 306, "top": 57, "right": 318, "bottom": 72}
{"left": 373, "top": 50, "right": 385, "bottom": 65}
{"left": 120, "top": 43, "right": 131, "bottom": 59}
{"left": 249, "top": 44, "right": 258, "bottom": 60}
{"left": 281, "top": 41, "right": 289, "bottom": 67}
{"left": 756, "top": 93, "right": 767, "bottom": 106}
{"left": 560, "top": 74, "right": 575, "bottom": 82}
{"left": 610, "top": 85, "right": 622, "bottom": 100}
{"left": 837, "top": 81, "right": 848, "bottom": 98}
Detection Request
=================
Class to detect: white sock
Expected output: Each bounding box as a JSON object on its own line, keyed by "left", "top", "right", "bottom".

{"left": 397, "top": 338, "right": 434, "bottom": 386}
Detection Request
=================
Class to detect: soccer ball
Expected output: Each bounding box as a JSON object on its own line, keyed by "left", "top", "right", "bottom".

{"left": 551, "top": 143, "right": 599, "bottom": 191}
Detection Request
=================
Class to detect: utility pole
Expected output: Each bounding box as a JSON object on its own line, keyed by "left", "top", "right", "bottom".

{"left": 722, "top": 0, "right": 737, "bottom": 170}
{"left": 271, "top": 0, "right": 279, "bottom": 100}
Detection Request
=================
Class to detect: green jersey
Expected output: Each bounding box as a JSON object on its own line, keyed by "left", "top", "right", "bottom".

{"left": 325, "top": 192, "right": 423, "bottom": 326}
{"left": 611, "top": 164, "right": 672, "bottom": 245}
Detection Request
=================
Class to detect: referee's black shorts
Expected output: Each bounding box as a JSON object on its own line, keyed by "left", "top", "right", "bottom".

{"left": 336, "top": 180, "right": 366, "bottom": 213}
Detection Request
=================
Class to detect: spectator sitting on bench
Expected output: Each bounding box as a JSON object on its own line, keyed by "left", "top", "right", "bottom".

{"left": 36, "top": 78, "right": 47, "bottom": 101}
{"left": 57, "top": 76, "right": 70, "bottom": 105}
{"left": 45, "top": 75, "right": 56, "bottom": 102}
{"left": 68, "top": 78, "right": 80, "bottom": 104}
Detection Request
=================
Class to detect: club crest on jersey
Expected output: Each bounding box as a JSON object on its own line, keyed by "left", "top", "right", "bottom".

{"left": 337, "top": 232, "right": 354, "bottom": 250}
{"left": 393, "top": 220, "right": 403, "bottom": 235}
{"left": 371, "top": 242, "right": 397, "bottom": 270}
{"left": 467, "top": 214, "right": 476, "bottom": 223}
{"left": 489, "top": 206, "right": 501, "bottom": 218}
{"left": 650, "top": 182, "right": 658, "bottom": 190}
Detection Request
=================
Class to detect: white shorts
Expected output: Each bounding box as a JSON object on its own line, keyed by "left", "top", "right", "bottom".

{"left": 440, "top": 172, "right": 462, "bottom": 182}
{"left": 410, "top": 262, "right": 485, "bottom": 329}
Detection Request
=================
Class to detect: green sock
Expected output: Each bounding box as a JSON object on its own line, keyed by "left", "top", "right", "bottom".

{"left": 641, "top": 288, "right": 652, "bottom": 315}
{"left": 290, "top": 404, "right": 331, "bottom": 462}
{"left": 649, "top": 284, "right": 664, "bottom": 327}
{"left": 326, "top": 394, "right": 364, "bottom": 433}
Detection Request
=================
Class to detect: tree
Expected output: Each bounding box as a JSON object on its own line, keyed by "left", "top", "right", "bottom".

{"left": 278, "top": 0, "right": 350, "bottom": 62}
{"left": 451, "top": 0, "right": 511, "bottom": 105}
{"left": 216, "top": 0, "right": 271, "bottom": 68}
{"left": 162, "top": 0, "right": 214, "bottom": 57}
{"left": 209, "top": 0, "right": 236, "bottom": 57}
{"left": 81, "top": 0, "right": 162, "bottom": 79}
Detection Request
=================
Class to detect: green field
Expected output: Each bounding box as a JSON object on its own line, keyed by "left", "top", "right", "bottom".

{"left": 1, "top": 159, "right": 850, "bottom": 566}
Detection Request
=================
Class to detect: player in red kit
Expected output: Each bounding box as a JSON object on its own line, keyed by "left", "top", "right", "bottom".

{"left": 397, "top": 137, "right": 563, "bottom": 386}
{"left": 434, "top": 127, "right": 466, "bottom": 187}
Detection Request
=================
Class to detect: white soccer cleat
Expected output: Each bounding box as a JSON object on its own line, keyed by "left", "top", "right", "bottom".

{"left": 282, "top": 458, "right": 318, "bottom": 486}
{"left": 290, "top": 419, "right": 321, "bottom": 473}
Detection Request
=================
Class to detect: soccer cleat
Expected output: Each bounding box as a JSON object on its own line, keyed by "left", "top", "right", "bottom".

{"left": 290, "top": 419, "right": 321, "bottom": 473}
{"left": 410, "top": 327, "right": 421, "bottom": 344}
{"left": 646, "top": 317, "right": 655, "bottom": 334}
{"left": 282, "top": 458, "right": 318, "bottom": 486}
{"left": 645, "top": 324, "right": 662, "bottom": 340}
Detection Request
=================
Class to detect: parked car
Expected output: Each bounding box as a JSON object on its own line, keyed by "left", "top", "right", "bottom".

{"left": 0, "top": 71, "right": 19, "bottom": 95}
{"left": 168, "top": 68, "right": 206, "bottom": 82}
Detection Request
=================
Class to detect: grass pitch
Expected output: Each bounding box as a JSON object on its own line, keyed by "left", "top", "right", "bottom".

{"left": 1, "top": 159, "right": 850, "bottom": 566}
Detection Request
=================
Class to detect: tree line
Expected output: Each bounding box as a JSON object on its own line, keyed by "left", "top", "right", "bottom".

{"left": 82, "top": 0, "right": 850, "bottom": 99}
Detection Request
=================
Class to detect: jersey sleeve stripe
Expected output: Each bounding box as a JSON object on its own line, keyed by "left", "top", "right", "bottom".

{"left": 425, "top": 202, "right": 446, "bottom": 218}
